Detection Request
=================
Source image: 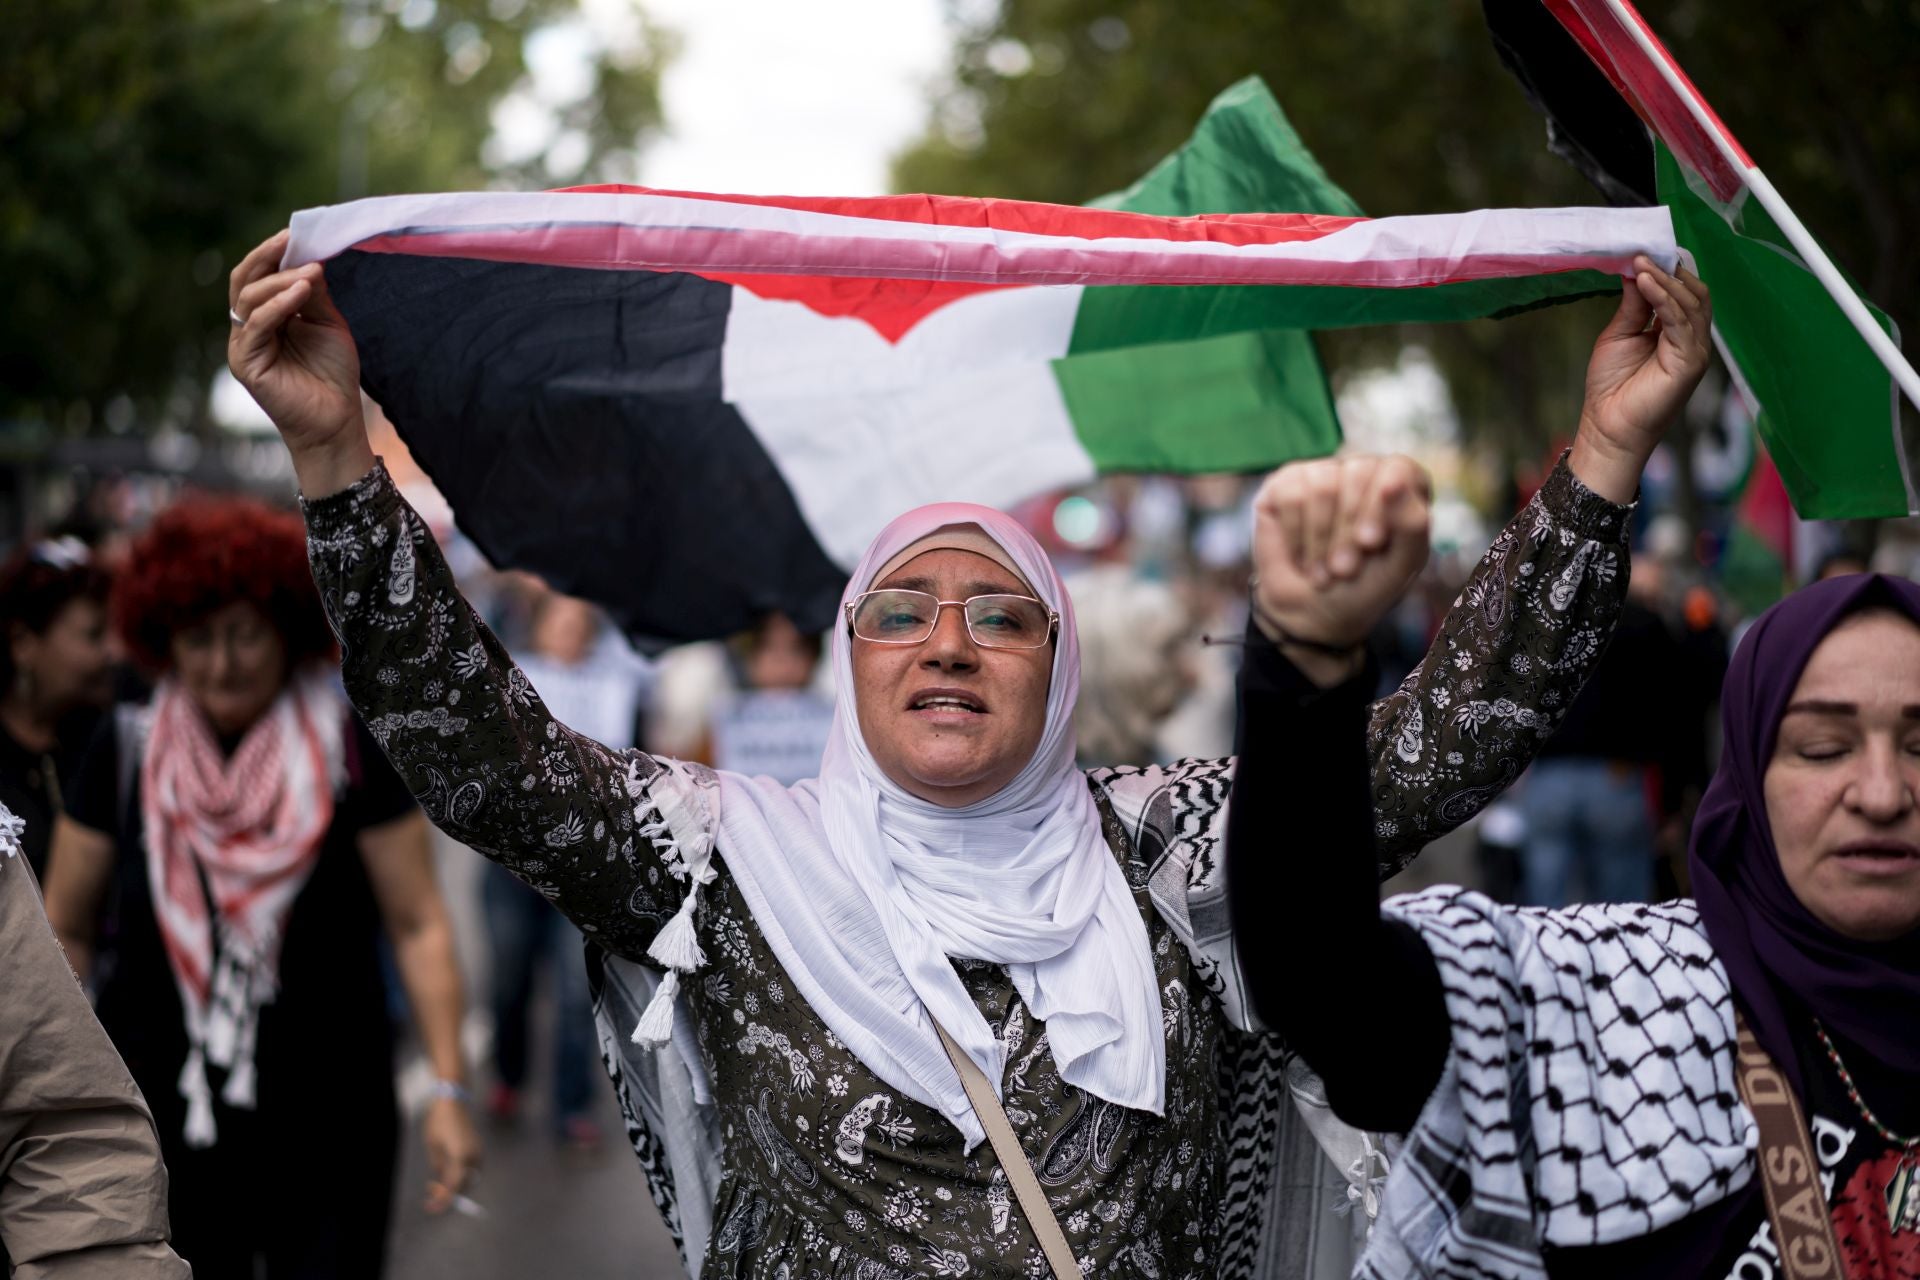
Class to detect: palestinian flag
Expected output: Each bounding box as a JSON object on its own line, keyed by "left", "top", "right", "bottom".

{"left": 1484, "top": 0, "right": 1918, "bottom": 519}
{"left": 286, "top": 77, "right": 1677, "bottom": 645}
{"left": 1721, "top": 439, "right": 1798, "bottom": 616}
{"left": 1698, "top": 379, "right": 1798, "bottom": 614}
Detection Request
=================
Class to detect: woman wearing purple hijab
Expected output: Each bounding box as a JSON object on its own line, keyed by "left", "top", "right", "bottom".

{"left": 1234, "top": 568, "right": 1920, "bottom": 1278}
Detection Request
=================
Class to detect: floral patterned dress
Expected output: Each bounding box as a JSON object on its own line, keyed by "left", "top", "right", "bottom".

{"left": 301, "top": 456, "right": 1631, "bottom": 1279}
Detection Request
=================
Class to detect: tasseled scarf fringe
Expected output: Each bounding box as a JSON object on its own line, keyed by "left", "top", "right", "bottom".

{"left": 627, "top": 761, "right": 717, "bottom": 1049}
{"left": 178, "top": 1048, "right": 217, "bottom": 1148}
{"left": 178, "top": 926, "right": 279, "bottom": 1147}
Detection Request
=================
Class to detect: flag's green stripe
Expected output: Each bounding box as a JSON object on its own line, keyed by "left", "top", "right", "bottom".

{"left": 1656, "top": 144, "right": 1908, "bottom": 519}
{"left": 1054, "top": 330, "right": 1340, "bottom": 472}
{"left": 1061, "top": 274, "right": 1620, "bottom": 474}
{"left": 1067, "top": 273, "right": 1619, "bottom": 355}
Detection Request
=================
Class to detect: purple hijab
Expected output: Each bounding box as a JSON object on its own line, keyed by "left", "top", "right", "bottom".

{"left": 1688, "top": 572, "right": 1920, "bottom": 1097}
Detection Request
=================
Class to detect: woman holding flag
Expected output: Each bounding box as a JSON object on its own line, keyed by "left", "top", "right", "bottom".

{"left": 229, "top": 226, "right": 1708, "bottom": 1278}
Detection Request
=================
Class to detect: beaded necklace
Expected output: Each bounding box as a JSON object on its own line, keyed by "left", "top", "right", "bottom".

{"left": 1814, "top": 1018, "right": 1920, "bottom": 1234}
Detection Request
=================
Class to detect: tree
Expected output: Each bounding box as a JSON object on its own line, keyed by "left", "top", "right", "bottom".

{"left": 894, "top": 0, "right": 1918, "bottom": 477}
{"left": 0, "top": 0, "right": 671, "bottom": 433}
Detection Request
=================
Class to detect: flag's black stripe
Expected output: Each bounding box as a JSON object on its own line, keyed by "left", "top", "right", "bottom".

{"left": 1482, "top": 0, "right": 1656, "bottom": 207}
{"left": 325, "top": 249, "right": 848, "bottom": 649}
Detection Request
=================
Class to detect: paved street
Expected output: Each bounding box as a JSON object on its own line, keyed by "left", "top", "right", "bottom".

{"left": 387, "top": 1081, "right": 681, "bottom": 1280}
{"left": 386, "top": 834, "right": 685, "bottom": 1280}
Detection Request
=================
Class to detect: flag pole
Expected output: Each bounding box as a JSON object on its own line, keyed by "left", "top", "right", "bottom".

{"left": 1597, "top": 0, "right": 1920, "bottom": 419}
{"left": 1730, "top": 169, "right": 1920, "bottom": 415}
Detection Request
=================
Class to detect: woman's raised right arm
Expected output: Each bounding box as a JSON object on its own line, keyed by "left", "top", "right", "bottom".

{"left": 302, "top": 459, "right": 678, "bottom": 961}
{"left": 230, "top": 230, "right": 685, "bottom": 961}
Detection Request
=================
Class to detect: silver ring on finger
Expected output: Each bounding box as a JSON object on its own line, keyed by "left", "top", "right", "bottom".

{"left": 228, "top": 306, "right": 245, "bottom": 326}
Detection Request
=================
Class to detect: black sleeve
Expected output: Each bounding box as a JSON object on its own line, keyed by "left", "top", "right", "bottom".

{"left": 1227, "top": 624, "right": 1452, "bottom": 1134}
{"left": 62, "top": 712, "right": 121, "bottom": 837}
{"left": 340, "top": 712, "right": 418, "bottom": 832}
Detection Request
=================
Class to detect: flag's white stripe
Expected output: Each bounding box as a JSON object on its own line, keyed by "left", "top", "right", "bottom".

{"left": 287, "top": 191, "right": 1678, "bottom": 288}
{"left": 722, "top": 283, "right": 1093, "bottom": 567}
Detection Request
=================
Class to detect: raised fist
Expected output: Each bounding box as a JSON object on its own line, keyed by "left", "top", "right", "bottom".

{"left": 1250, "top": 454, "right": 1432, "bottom": 652}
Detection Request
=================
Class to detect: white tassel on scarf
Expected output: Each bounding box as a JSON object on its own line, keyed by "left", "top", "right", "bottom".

{"left": 631, "top": 969, "right": 682, "bottom": 1047}
{"left": 220, "top": 962, "right": 273, "bottom": 1108}
{"left": 178, "top": 1048, "right": 217, "bottom": 1149}
{"left": 0, "top": 805, "right": 24, "bottom": 862}
{"left": 647, "top": 892, "right": 708, "bottom": 972}
{"left": 193, "top": 931, "right": 275, "bottom": 1120}
{"left": 627, "top": 761, "right": 716, "bottom": 1049}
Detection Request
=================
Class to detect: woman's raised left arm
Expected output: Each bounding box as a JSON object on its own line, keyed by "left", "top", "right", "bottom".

{"left": 1359, "top": 262, "right": 1712, "bottom": 874}
{"left": 1361, "top": 452, "right": 1635, "bottom": 874}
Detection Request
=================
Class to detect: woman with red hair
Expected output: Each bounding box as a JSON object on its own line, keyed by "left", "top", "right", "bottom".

{"left": 42, "top": 494, "right": 480, "bottom": 1280}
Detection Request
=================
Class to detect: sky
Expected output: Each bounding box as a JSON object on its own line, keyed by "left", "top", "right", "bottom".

{"left": 638, "top": 0, "right": 950, "bottom": 196}
{"left": 498, "top": 0, "right": 954, "bottom": 196}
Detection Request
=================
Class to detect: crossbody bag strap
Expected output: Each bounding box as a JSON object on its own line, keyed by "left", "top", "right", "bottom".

{"left": 933, "top": 1021, "right": 1084, "bottom": 1280}
{"left": 1733, "top": 1008, "right": 1847, "bottom": 1280}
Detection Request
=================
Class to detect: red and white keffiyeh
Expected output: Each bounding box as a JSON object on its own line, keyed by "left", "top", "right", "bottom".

{"left": 141, "top": 672, "right": 342, "bottom": 1146}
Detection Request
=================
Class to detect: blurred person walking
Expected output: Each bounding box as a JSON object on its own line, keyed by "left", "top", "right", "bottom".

{"left": 644, "top": 613, "right": 833, "bottom": 782}
{"left": 1514, "top": 591, "right": 1690, "bottom": 906}
{"left": 40, "top": 496, "right": 480, "bottom": 1280}
{"left": 709, "top": 612, "right": 834, "bottom": 786}
{"left": 1, "top": 802, "right": 189, "bottom": 1278}
{"left": 485, "top": 587, "right": 651, "bottom": 1145}
{"left": 231, "top": 227, "right": 1706, "bottom": 1278}
{"left": 1066, "top": 567, "right": 1196, "bottom": 768}
{"left": 0, "top": 540, "right": 114, "bottom": 877}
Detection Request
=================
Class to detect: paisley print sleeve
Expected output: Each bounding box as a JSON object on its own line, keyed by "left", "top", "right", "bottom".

{"left": 1366, "top": 452, "right": 1633, "bottom": 876}
{"left": 301, "top": 461, "right": 677, "bottom": 960}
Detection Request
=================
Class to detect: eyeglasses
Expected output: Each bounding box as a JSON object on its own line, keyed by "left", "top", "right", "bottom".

{"left": 846, "top": 589, "right": 1058, "bottom": 650}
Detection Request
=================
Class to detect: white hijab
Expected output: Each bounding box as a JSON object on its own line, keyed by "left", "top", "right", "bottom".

{"left": 636, "top": 502, "right": 1164, "bottom": 1149}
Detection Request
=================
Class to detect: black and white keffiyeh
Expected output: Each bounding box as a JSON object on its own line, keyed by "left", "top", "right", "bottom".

{"left": 1362, "top": 886, "right": 1756, "bottom": 1279}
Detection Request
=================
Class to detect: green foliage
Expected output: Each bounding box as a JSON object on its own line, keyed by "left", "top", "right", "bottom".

{"left": 897, "top": 0, "right": 1599, "bottom": 212}
{"left": 1, "top": 0, "right": 669, "bottom": 430}
{"left": 1657, "top": 0, "right": 1919, "bottom": 315}
{"left": 894, "top": 0, "right": 1918, "bottom": 468}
